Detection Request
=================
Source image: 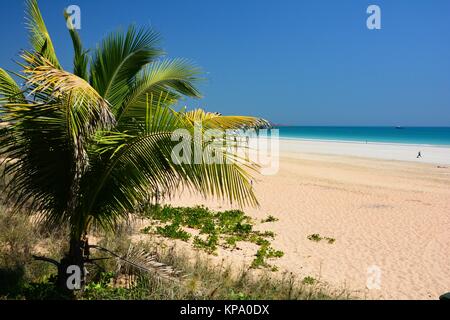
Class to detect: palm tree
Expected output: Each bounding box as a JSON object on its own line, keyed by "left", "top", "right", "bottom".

{"left": 0, "top": 0, "right": 264, "bottom": 291}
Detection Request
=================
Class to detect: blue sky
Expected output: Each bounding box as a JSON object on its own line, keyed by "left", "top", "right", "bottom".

{"left": 1, "top": 0, "right": 449, "bottom": 126}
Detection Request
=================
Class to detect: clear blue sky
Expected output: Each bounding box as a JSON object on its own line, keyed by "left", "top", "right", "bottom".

{"left": 1, "top": 0, "right": 449, "bottom": 126}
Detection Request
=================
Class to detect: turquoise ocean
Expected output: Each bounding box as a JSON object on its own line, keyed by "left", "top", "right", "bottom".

{"left": 275, "top": 127, "right": 450, "bottom": 146}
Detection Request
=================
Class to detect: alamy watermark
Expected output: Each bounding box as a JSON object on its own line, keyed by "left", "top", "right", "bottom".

{"left": 65, "top": 5, "right": 81, "bottom": 30}
{"left": 66, "top": 265, "right": 82, "bottom": 290}
{"left": 366, "top": 265, "right": 382, "bottom": 290}
{"left": 171, "top": 123, "right": 280, "bottom": 176}
{"left": 367, "top": 5, "right": 381, "bottom": 30}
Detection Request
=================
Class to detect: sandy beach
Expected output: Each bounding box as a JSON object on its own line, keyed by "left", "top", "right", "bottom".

{"left": 280, "top": 138, "right": 450, "bottom": 165}
{"left": 168, "top": 140, "right": 450, "bottom": 300}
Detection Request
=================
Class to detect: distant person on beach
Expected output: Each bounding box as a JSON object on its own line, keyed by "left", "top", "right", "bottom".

{"left": 417, "top": 151, "right": 422, "bottom": 158}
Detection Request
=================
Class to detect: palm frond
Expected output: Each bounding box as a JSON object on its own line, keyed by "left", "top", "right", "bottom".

{"left": 86, "top": 130, "right": 257, "bottom": 231}
{"left": 1, "top": 53, "right": 116, "bottom": 236}
{"left": 0, "top": 68, "right": 25, "bottom": 103}
{"left": 64, "top": 11, "right": 89, "bottom": 80}
{"left": 25, "top": 0, "right": 60, "bottom": 68}
{"left": 90, "top": 25, "right": 163, "bottom": 108}
{"left": 79, "top": 99, "right": 257, "bottom": 233}
{"left": 183, "top": 108, "right": 270, "bottom": 130}
{"left": 22, "top": 52, "right": 115, "bottom": 138}
{"left": 118, "top": 244, "right": 182, "bottom": 282}
{"left": 0, "top": 99, "right": 76, "bottom": 223}
{"left": 116, "top": 58, "right": 202, "bottom": 126}
{"left": 81, "top": 131, "right": 180, "bottom": 232}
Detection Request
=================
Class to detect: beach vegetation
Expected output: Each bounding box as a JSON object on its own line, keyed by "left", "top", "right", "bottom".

{"left": 251, "top": 242, "right": 284, "bottom": 270}
{"left": 302, "top": 276, "right": 317, "bottom": 285}
{"left": 307, "top": 234, "right": 336, "bottom": 244}
{"left": 140, "top": 205, "right": 283, "bottom": 269}
{"left": 156, "top": 223, "right": 192, "bottom": 242}
{"left": 0, "top": 208, "right": 350, "bottom": 300}
{"left": 307, "top": 234, "right": 323, "bottom": 242}
{"left": 261, "top": 215, "right": 279, "bottom": 223}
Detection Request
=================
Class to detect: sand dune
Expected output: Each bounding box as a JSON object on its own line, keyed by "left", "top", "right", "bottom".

{"left": 169, "top": 147, "right": 450, "bottom": 300}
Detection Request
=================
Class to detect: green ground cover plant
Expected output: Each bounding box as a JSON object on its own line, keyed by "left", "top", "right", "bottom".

{"left": 141, "top": 205, "right": 283, "bottom": 269}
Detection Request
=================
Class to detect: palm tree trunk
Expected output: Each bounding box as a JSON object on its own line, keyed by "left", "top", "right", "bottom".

{"left": 57, "top": 237, "right": 87, "bottom": 292}
{"left": 57, "top": 130, "right": 89, "bottom": 292}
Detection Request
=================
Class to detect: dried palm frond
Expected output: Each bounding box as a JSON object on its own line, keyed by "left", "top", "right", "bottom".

{"left": 90, "top": 244, "right": 183, "bottom": 284}
{"left": 120, "top": 244, "right": 183, "bottom": 282}
{"left": 22, "top": 52, "right": 114, "bottom": 127}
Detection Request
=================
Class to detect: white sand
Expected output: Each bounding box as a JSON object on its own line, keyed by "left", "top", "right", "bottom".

{"left": 279, "top": 138, "right": 450, "bottom": 165}
{"left": 166, "top": 139, "right": 450, "bottom": 300}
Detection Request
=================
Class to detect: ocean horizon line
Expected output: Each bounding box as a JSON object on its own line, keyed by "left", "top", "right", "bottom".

{"left": 268, "top": 126, "right": 450, "bottom": 146}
